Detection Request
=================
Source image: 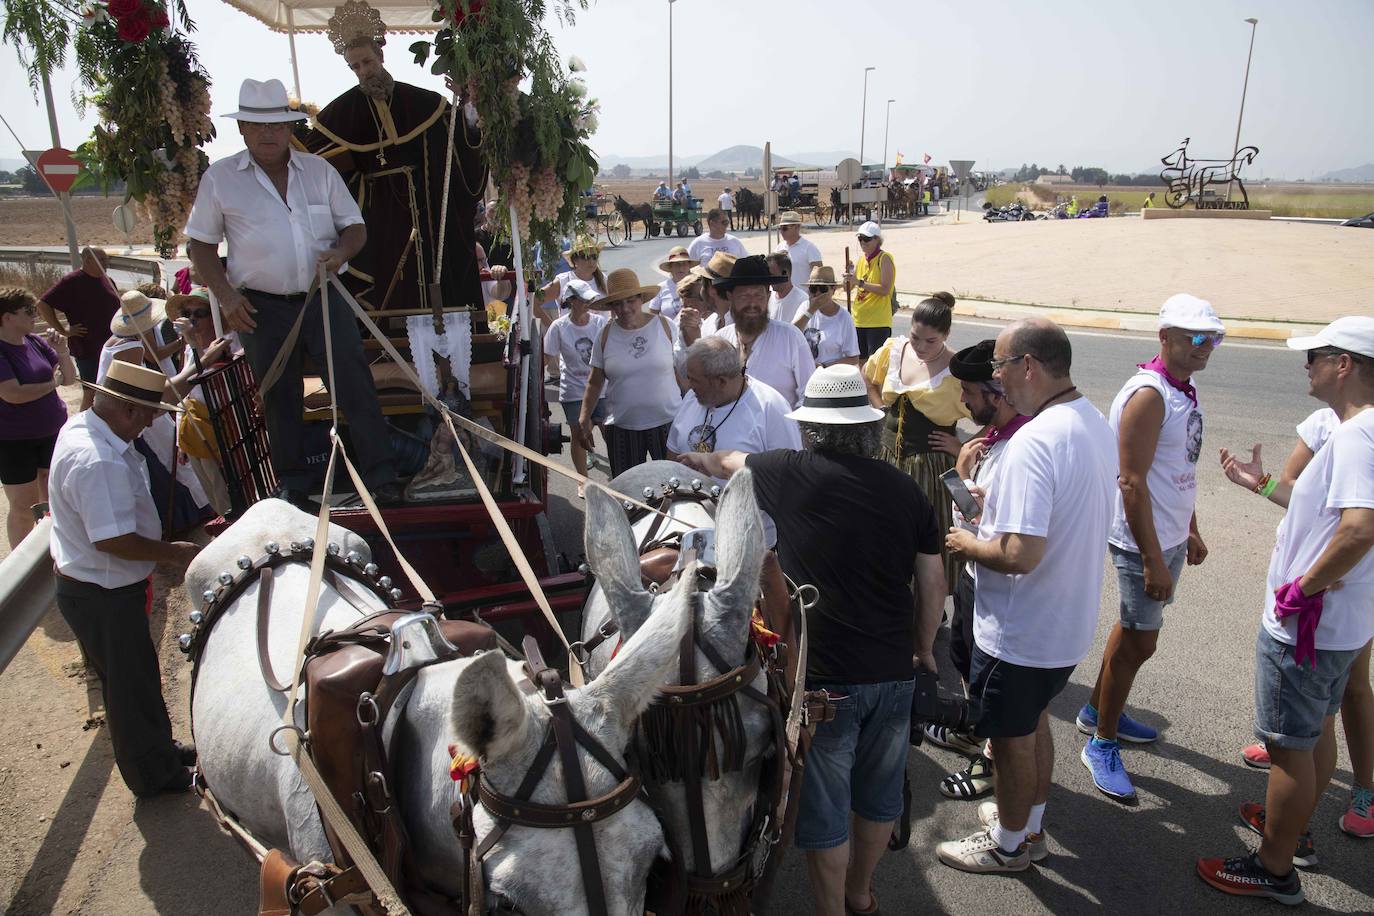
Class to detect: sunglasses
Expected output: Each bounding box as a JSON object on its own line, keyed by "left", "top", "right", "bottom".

{"left": 573, "top": 253, "right": 599, "bottom": 262}
{"left": 808, "top": 285, "right": 832, "bottom": 294}
{"left": 1306, "top": 347, "right": 1344, "bottom": 366}
{"left": 183, "top": 307, "right": 212, "bottom": 320}
{"left": 857, "top": 235, "right": 876, "bottom": 243}
{"left": 1180, "top": 331, "right": 1224, "bottom": 348}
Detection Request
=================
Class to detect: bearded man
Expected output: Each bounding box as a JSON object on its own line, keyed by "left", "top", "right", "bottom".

{"left": 708, "top": 255, "right": 814, "bottom": 408}
{"left": 301, "top": 0, "right": 484, "bottom": 315}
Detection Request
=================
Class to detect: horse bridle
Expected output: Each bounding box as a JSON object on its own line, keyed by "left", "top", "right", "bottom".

{"left": 453, "top": 637, "right": 643, "bottom": 916}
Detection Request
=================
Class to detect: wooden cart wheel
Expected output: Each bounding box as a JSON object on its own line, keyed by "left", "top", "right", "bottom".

{"left": 604, "top": 213, "right": 625, "bottom": 247}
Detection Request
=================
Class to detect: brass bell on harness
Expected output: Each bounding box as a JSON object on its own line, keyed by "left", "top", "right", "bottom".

{"left": 264, "top": 541, "right": 280, "bottom": 555}
{"left": 710, "top": 485, "right": 722, "bottom": 499}
{"left": 642, "top": 487, "right": 654, "bottom": 500}
{"left": 178, "top": 634, "right": 192, "bottom": 652}
{"left": 622, "top": 500, "right": 633, "bottom": 511}
{"left": 189, "top": 610, "right": 204, "bottom": 626}
{"left": 690, "top": 478, "right": 703, "bottom": 492}
{"left": 668, "top": 476, "right": 681, "bottom": 489}
{"left": 201, "top": 589, "right": 217, "bottom": 606}
{"left": 364, "top": 563, "right": 380, "bottom": 578}
{"left": 236, "top": 555, "right": 252, "bottom": 570}
{"left": 389, "top": 588, "right": 403, "bottom": 601}
{"left": 378, "top": 576, "right": 392, "bottom": 589}
{"left": 346, "top": 551, "right": 364, "bottom": 567}
{"left": 217, "top": 572, "right": 234, "bottom": 586}
{"left": 326, "top": 542, "right": 341, "bottom": 557}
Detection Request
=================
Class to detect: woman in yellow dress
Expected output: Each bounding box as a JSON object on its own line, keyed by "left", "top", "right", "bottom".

{"left": 864, "top": 291, "right": 969, "bottom": 591}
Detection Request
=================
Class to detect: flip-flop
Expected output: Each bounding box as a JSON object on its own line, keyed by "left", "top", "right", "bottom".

{"left": 940, "top": 754, "right": 994, "bottom": 800}
{"left": 845, "top": 889, "right": 879, "bottom": 916}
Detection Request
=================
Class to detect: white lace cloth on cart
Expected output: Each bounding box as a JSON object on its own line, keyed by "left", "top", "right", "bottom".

{"left": 405, "top": 312, "right": 471, "bottom": 397}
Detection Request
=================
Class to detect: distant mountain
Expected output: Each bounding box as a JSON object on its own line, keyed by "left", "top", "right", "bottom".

{"left": 1317, "top": 163, "right": 1374, "bottom": 183}
{"left": 595, "top": 151, "right": 706, "bottom": 170}
{"left": 598, "top": 145, "right": 855, "bottom": 173}
{"left": 695, "top": 145, "right": 804, "bottom": 173}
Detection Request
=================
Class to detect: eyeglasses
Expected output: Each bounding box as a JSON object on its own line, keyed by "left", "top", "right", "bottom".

{"left": 856, "top": 235, "right": 877, "bottom": 243}
{"left": 1306, "top": 347, "right": 1344, "bottom": 366}
{"left": 808, "top": 285, "right": 831, "bottom": 294}
{"left": 989, "top": 353, "right": 1032, "bottom": 371}
{"left": 1181, "top": 331, "right": 1225, "bottom": 348}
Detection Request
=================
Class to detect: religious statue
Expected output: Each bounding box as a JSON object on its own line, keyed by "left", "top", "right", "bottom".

{"left": 303, "top": 0, "right": 486, "bottom": 316}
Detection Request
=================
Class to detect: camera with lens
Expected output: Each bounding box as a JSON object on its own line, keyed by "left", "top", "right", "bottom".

{"left": 909, "top": 667, "right": 980, "bottom": 747}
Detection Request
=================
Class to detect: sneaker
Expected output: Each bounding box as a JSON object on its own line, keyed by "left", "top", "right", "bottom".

{"left": 1340, "top": 785, "right": 1374, "bottom": 838}
{"left": 1196, "top": 853, "right": 1304, "bottom": 905}
{"left": 924, "top": 723, "right": 983, "bottom": 756}
{"left": 936, "top": 828, "right": 1030, "bottom": 873}
{"left": 1075, "top": 703, "right": 1159, "bottom": 744}
{"left": 1080, "top": 738, "right": 1137, "bottom": 804}
{"left": 1241, "top": 743, "right": 1272, "bottom": 770}
{"left": 940, "top": 753, "right": 994, "bottom": 800}
{"left": 1238, "top": 802, "right": 1318, "bottom": 868}
{"left": 976, "top": 801, "right": 1048, "bottom": 862}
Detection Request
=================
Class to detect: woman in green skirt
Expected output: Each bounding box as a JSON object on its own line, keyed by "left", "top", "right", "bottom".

{"left": 863, "top": 292, "right": 970, "bottom": 592}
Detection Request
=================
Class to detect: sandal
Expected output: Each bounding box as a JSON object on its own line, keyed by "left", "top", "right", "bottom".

{"left": 940, "top": 753, "right": 994, "bottom": 799}
{"left": 845, "top": 889, "right": 880, "bottom": 916}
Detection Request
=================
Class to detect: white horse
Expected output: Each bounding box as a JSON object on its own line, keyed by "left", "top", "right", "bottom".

{"left": 190, "top": 496, "right": 697, "bottom": 916}
{"left": 578, "top": 461, "right": 774, "bottom": 884}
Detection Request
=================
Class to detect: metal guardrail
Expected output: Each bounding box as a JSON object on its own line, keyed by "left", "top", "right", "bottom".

{"left": 0, "top": 249, "right": 162, "bottom": 286}
{"left": 0, "top": 517, "right": 56, "bottom": 677}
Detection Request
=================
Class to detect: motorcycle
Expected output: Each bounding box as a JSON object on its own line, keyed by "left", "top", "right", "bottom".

{"left": 982, "top": 202, "right": 1036, "bottom": 222}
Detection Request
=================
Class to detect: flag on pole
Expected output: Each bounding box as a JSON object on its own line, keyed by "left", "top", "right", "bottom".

{"left": 894, "top": 151, "right": 904, "bottom": 165}
{"left": 922, "top": 152, "right": 932, "bottom": 164}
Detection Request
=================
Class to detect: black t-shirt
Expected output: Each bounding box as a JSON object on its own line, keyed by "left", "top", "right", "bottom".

{"left": 746, "top": 448, "right": 939, "bottom": 685}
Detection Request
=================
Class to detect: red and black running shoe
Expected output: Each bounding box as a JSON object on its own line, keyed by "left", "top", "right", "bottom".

{"left": 1196, "top": 853, "right": 1304, "bottom": 905}
{"left": 1239, "top": 802, "right": 1319, "bottom": 868}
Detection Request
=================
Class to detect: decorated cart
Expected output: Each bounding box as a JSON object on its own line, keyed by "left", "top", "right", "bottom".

{"left": 770, "top": 166, "right": 829, "bottom": 225}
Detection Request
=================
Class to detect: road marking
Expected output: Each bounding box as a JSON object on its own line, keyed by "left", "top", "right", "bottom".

{"left": 955, "top": 319, "right": 1288, "bottom": 351}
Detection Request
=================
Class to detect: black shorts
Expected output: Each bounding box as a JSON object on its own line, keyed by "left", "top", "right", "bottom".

{"left": 969, "top": 645, "right": 1074, "bottom": 739}
{"left": 0, "top": 434, "right": 58, "bottom": 485}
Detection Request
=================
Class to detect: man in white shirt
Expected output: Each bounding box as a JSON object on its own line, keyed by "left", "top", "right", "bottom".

{"left": 1080, "top": 295, "right": 1222, "bottom": 804}
{"left": 1200, "top": 317, "right": 1374, "bottom": 904}
{"left": 710, "top": 255, "right": 815, "bottom": 407}
{"left": 717, "top": 187, "right": 736, "bottom": 230}
{"left": 764, "top": 252, "right": 808, "bottom": 325}
{"left": 186, "top": 78, "right": 400, "bottom": 505}
{"left": 668, "top": 336, "right": 800, "bottom": 463}
{"left": 49, "top": 362, "right": 201, "bottom": 797}
{"left": 940, "top": 318, "right": 1116, "bottom": 874}
{"left": 687, "top": 209, "right": 749, "bottom": 266}
{"left": 774, "top": 210, "right": 822, "bottom": 293}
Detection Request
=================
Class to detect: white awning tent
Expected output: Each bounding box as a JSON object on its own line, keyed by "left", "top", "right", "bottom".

{"left": 221, "top": 0, "right": 441, "bottom": 99}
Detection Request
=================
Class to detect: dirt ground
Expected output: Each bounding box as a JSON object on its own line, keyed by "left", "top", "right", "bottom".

{"left": 0, "top": 195, "right": 158, "bottom": 248}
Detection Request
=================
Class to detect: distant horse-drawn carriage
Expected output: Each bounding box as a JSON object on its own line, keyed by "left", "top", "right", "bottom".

{"left": 771, "top": 167, "right": 831, "bottom": 226}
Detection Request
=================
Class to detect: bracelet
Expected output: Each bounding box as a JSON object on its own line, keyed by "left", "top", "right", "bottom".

{"left": 1260, "top": 477, "right": 1279, "bottom": 498}
{"left": 1252, "top": 472, "right": 1271, "bottom": 495}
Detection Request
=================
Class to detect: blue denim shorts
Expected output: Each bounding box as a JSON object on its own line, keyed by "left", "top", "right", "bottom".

{"left": 1254, "top": 629, "right": 1360, "bottom": 750}
{"left": 1110, "top": 541, "right": 1188, "bottom": 631}
{"left": 561, "top": 398, "right": 607, "bottom": 426}
{"left": 795, "top": 678, "right": 914, "bottom": 850}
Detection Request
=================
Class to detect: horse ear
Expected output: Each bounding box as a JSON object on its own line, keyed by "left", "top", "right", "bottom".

{"left": 705, "top": 467, "right": 766, "bottom": 633}
{"left": 584, "top": 483, "right": 653, "bottom": 637}
{"left": 585, "top": 566, "right": 694, "bottom": 729}
{"left": 451, "top": 650, "right": 528, "bottom": 762}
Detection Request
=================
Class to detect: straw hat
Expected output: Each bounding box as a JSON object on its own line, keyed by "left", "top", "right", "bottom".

{"left": 688, "top": 251, "right": 736, "bottom": 282}
{"left": 84, "top": 360, "right": 179, "bottom": 413}
{"left": 658, "top": 246, "right": 693, "bottom": 272}
{"left": 165, "top": 288, "right": 211, "bottom": 321}
{"left": 676, "top": 272, "right": 705, "bottom": 299}
{"left": 806, "top": 264, "right": 841, "bottom": 287}
{"left": 111, "top": 290, "right": 167, "bottom": 338}
{"left": 591, "top": 269, "right": 660, "bottom": 310}
{"left": 778, "top": 210, "right": 803, "bottom": 227}
{"left": 562, "top": 235, "right": 603, "bottom": 260}
{"left": 785, "top": 364, "right": 884, "bottom": 425}
{"left": 222, "top": 78, "right": 309, "bottom": 124}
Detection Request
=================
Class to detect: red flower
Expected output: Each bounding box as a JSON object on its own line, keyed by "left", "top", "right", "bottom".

{"left": 106, "top": 0, "right": 141, "bottom": 18}
{"left": 151, "top": 7, "right": 169, "bottom": 28}
{"left": 446, "top": 0, "right": 486, "bottom": 27}
{"left": 116, "top": 11, "right": 151, "bottom": 42}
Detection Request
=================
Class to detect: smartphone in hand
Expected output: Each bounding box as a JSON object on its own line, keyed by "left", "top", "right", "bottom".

{"left": 940, "top": 468, "right": 982, "bottom": 520}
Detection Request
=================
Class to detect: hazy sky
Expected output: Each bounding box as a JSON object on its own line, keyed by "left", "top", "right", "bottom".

{"left": 2, "top": 0, "right": 1371, "bottom": 179}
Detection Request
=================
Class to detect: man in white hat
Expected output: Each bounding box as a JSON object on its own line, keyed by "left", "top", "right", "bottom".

{"left": 680, "top": 363, "right": 945, "bottom": 916}
{"left": 1200, "top": 316, "right": 1374, "bottom": 904}
{"left": 48, "top": 361, "right": 201, "bottom": 797}
{"left": 774, "top": 210, "right": 822, "bottom": 299}
{"left": 186, "top": 77, "right": 401, "bottom": 505}
{"left": 1079, "top": 294, "right": 1222, "bottom": 805}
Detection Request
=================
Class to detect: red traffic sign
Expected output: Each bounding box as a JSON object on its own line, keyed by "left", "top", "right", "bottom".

{"left": 35, "top": 148, "right": 83, "bottom": 194}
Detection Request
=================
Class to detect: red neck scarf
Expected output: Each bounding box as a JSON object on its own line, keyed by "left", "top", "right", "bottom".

{"left": 984, "top": 413, "right": 1030, "bottom": 446}
{"left": 1138, "top": 355, "right": 1197, "bottom": 406}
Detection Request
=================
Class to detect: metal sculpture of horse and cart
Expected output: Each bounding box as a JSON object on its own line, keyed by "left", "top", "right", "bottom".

{"left": 1159, "top": 137, "right": 1261, "bottom": 210}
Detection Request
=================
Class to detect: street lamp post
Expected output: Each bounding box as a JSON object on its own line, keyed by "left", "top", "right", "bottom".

{"left": 668, "top": 0, "right": 676, "bottom": 188}
{"left": 879, "top": 99, "right": 894, "bottom": 228}
{"left": 856, "top": 66, "right": 875, "bottom": 225}
{"left": 1227, "top": 17, "right": 1258, "bottom": 202}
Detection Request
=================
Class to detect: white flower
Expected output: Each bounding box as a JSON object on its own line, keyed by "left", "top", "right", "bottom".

{"left": 583, "top": 112, "right": 599, "bottom": 134}
{"left": 567, "top": 55, "right": 586, "bottom": 73}
{"left": 79, "top": 3, "right": 108, "bottom": 26}
{"left": 568, "top": 78, "right": 587, "bottom": 99}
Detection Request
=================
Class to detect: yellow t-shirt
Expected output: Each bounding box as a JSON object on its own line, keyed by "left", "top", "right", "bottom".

{"left": 852, "top": 250, "right": 895, "bottom": 329}
{"left": 863, "top": 338, "right": 970, "bottom": 425}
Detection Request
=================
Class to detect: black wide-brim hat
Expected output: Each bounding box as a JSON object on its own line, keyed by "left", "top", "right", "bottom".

{"left": 949, "top": 339, "right": 998, "bottom": 383}
{"left": 713, "top": 254, "right": 784, "bottom": 290}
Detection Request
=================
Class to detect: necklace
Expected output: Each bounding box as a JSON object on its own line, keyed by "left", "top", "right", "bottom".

{"left": 692, "top": 380, "right": 748, "bottom": 452}
{"left": 1032, "top": 385, "right": 1078, "bottom": 416}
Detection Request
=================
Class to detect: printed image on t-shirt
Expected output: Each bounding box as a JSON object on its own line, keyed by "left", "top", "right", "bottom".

{"left": 687, "top": 423, "right": 716, "bottom": 452}
{"left": 1186, "top": 410, "right": 1203, "bottom": 463}
{"left": 630, "top": 335, "right": 648, "bottom": 358}
{"left": 574, "top": 336, "right": 593, "bottom": 365}
{"left": 803, "top": 326, "right": 822, "bottom": 359}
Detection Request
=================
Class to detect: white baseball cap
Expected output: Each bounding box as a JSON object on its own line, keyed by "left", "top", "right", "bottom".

{"left": 785, "top": 365, "right": 885, "bottom": 425}
{"left": 1158, "top": 294, "right": 1225, "bottom": 333}
{"left": 857, "top": 221, "right": 882, "bottom": 239}
{"left": 1285, "top": 316, "right": 1374, "bottom": 359}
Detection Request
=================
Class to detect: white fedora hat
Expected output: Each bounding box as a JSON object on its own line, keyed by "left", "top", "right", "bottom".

{"left": 223, "top": 78, "right": 309, "bottom": 123}
{"left": 786, "top": 364, "right": 885, "bottom": 425}
{"left": 111, "top": 290, "right": 167, "bottom": 338}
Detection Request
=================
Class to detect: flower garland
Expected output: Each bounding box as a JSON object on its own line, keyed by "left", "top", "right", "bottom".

{"left": 71, "top": 1, "right": 214, "bottom": 257}
{"left": 412, "top": 0, "right": 599, "bottom": 261}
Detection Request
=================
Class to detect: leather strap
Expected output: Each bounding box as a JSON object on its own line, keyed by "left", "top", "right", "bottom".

{"left": 255, "top": 566, "right": 290, "bottom": 693}
{"left": 253, "top": 272, "right": 319, "bottom": 399}
{"left": 476, "top": 771, "right": 642, "bottom": 829}
{"left": 292, "top": 864, "right": 374, "bottom": 916}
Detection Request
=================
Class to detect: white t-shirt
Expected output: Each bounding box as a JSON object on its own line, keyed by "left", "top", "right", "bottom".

{"left": 1108, "top": 370, "right": 1203, "bottom": 553}
{"left": 648, "top": 278, "right": 682, "bottom": 319}
{"left": 1263, "top": 408, "right": 1374, "bottom": 652}
{"left": 543, "top": 312, "right": 608, "bottom": 403}
{"left": 768, "top": 286, "right": 809, "bottom": 325}
{"left": 718, "top": 192, "right": 735, "bottom": 211}
{"left": 800, "top": 308, "right": 860, "bottom": 367}
{"left": 548, "top": 270, "right": 605, "bottom": 313}
{"left": 973, "top": 397, "right": 1118, "bottom": 668}
{"left": 776, "top": 236, "right": 822, "bottom": 289}
{"left": 1297, "top": 408, "right": 1339, "bottom": 453}
{"left": 701, "top": 310, "right": 733, "bottom": 338}
{"left": 590, "top": 316, "right": 682, "bottom": 430}
{"left": 712, "top": 320, "right": 816, "bottom": 408}
{"left": 667, "top": 380, "right": 801, "bottom": 467}
{"left": 687, "top": 233, "right": 748, "bottom": 266}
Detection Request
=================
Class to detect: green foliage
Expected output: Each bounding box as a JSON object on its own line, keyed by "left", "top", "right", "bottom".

{"left": 16, "top": 164, "right": 48, "bottom": 194}
{"left": 2, "top": 0, "right": 76, "bottom": 95}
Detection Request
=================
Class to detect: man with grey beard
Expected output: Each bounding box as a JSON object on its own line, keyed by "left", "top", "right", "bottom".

{"left": 303, "top": 1, "right": 483, "bottom": 315}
